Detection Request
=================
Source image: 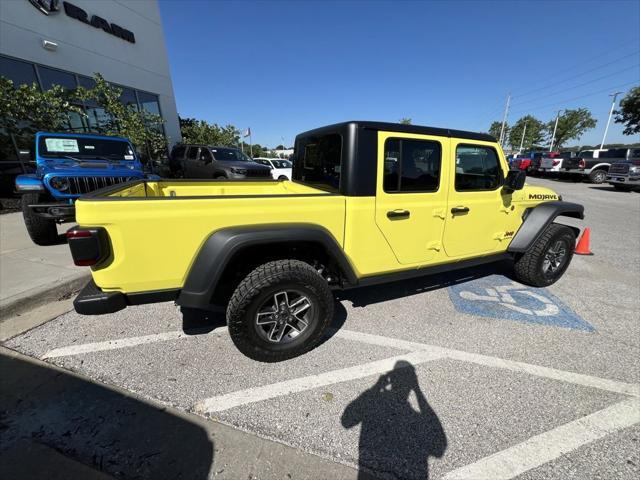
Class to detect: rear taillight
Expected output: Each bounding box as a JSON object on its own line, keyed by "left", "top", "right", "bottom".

{"left": 67, "top": 227, "right": 109, "bottom": 266}
{"left": 553, "top": 160, "right": 560, "bottom": 166}
{"left": 579, "top": 159, "right": 585, "bottom": 168}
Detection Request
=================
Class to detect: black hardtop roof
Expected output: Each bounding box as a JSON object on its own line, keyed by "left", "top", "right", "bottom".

{"left": 295, "top": 121, "right": 496, "bottom": 143}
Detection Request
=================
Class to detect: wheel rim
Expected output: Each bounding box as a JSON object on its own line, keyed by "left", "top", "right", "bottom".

{"left": 594, "top": 171, "right": 605, "bottom": 183}
{"left": 254, "top": 290, "right": 314, "bottom": 344}
{"left": 542, "top": 240, "right": 568, "bottom": 277}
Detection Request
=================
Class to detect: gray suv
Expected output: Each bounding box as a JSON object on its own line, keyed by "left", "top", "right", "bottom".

{"left": 170, "top": 144, "right": 271, "bottom": 179}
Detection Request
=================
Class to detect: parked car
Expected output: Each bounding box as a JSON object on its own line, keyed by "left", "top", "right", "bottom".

{"left": 253, "top": 157, "right": 293, "bottom": 180}
{"left": 67, "top": 120, "right": 584, "bottom": 362}
{"left": 539, "top": 152, "right": 564, "bottom": 175}
{"left": 518, "top": 151, "right": 551, "bottom": 176}
{"left": 14, "top": 132, "right": 147, "bottom": 245}
{"left": 563, "top": 148, "right": 640, "bottom": 184}
{"left": 606, "top": 155, "right": 640, "bottom": 191}
{"left": 169, "top": 144, "right": 271, "bottom": 179}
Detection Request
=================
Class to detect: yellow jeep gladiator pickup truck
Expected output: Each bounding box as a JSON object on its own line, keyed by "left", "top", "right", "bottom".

{"left": 67, "top": 121, "right": 584, "bottom": 361}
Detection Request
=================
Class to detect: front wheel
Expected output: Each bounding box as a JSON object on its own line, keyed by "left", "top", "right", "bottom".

{"left": 21, "top": 193, "right": 59, "bottom": 245}
{"left": 589, "top": 169, "right": 607, "bottom": 184}
{"left": 226, "top": 260, "right": 334, "bottom": 362}
{"left": 513, "top": 223, "right": 576, "bottom": 287}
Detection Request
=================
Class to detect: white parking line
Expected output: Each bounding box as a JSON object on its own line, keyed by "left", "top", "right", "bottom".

{"left": 336, "top": 329, "right": 640, "bottom": 398}
{"left": 193, "top": 349, "right": 445, "bottom": 414}
{"left": 42, "top": 328, "right": 227, "bottom": 359}
{"left": 443, "top": 397, "right": 640, "bottom": 480}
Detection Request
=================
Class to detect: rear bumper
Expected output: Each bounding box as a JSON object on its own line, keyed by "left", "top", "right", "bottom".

{"left": 74, "top": 279, "right": 127, "bottom": 315}
{"left": 74, "top": 279, "right": 180, "bottom": 315}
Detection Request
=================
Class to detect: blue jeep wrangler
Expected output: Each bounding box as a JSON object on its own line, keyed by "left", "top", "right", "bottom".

{"left": 15, "top": 132, "right": 147, "bottom": 245}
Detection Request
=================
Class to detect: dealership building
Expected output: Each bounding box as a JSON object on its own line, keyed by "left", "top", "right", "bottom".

{"left": 0, "top": 0, "right": 180, "bottom": 179}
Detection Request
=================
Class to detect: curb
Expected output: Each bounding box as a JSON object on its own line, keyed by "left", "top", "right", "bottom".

{"left": 0, "top": 273, "right": 89, "bottom": 322}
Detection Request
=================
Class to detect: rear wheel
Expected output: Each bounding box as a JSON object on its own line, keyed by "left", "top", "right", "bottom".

{"left": 227, "top": 260, "right": 334, "bottom": 362}
{"left": 21, "top": 193, "right": 58, "bottom": 246}
{"left": 589, "top": 169, "right": 607, "bottom": 184}
{"left": 514, "top": 223, "right": 575, "bottom": 287}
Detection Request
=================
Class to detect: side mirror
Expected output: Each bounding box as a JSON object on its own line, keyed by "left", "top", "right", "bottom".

{"left": 503, "top": 170, "right": 526, "bottom": 192}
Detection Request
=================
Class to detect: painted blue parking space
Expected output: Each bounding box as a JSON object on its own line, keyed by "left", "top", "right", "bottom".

{"left": 448, "top": 275, "right": 594, "bottom": 331}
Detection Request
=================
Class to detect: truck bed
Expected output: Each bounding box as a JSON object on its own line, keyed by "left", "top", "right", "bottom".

{"left": 94, "top": 178, "right": 325, "bottom": 199}
{"left": 75, "top": 179, "right": 346, "bottom": 294}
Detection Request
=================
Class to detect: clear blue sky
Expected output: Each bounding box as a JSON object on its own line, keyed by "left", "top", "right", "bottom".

{"left": 159, "top": 0, "right": 640, "bottom": 148}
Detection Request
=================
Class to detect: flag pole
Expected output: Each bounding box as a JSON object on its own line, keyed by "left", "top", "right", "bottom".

{"left": 249, "top": 129, "right": 253, "bottom": 157}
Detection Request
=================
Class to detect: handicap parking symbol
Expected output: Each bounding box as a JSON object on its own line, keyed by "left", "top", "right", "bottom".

{"left": 448, "top": 275, "right": 594, "bottom": 332}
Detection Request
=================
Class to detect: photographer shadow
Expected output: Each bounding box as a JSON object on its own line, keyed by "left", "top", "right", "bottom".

{"left": 342, "top": 360, "right": 446, "bottom": 479}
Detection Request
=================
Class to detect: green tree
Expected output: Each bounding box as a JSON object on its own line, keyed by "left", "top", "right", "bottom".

{"left": 0, "top": 77, "right": 84, "bottom": 137}
{"left": 488, "top": 121, "right": 507, "bottom": 141}
{"left": 508, "top": 115, "right": 546, "bottom": 151}
{"left": 614, "top": 86, "right": 640, "bottom": 136}
{"left": 75, "top": 74, "right": 166, "bottom": 161}
{"left": 179, "top": 117, "right": 239, "bottom": 147}
{"left": 547, "top": 108, "right": 597, "bottom": 149}
{"left": 399, "top": 118, "right": 412, "bottom": 125}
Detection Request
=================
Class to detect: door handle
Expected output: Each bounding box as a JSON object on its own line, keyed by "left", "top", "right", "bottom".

{"left": 451, "top": 206, "right": 470, "bottom": 215}
{"left": 387, "top": 209, "right": 410, "bottom": 219}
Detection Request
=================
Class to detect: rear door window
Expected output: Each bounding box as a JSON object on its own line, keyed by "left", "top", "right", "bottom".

{"left": 383, "top": 138, "right": 441, "bottom": 193}
{"left": 187, "top": 147, "right": 199, "bottom": 160}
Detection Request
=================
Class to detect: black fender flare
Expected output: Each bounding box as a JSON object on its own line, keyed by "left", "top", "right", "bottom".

{"left": 177, "top": 224, "right": 357, "bottom": 309}
{"left": 508, "top": 201, "right": 584, "bottom": 253}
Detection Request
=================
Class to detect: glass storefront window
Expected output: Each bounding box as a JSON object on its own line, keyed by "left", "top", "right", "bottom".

{"left": 137, "top": 91, "right": 161, "bottom": 116}
{"left": 0, "top": 56, "right": 39, "bottom": 88}
{"left": 119, "top": 87, "right": 138, "bottom": 110}
{"left": 37, "top": 66, "right": 77, "bottom": 91}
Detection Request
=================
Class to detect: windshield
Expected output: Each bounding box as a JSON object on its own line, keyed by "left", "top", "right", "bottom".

{"left": 211, "top": 148, "right": 251, "bottom": 162}
{"left": 39, "top": 136, "right": 135, "bottom": 161}
{"left": 272, "top": 160, "right": 292, "bottom": 168}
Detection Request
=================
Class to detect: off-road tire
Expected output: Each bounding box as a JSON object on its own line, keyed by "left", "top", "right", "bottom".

{"left": 21, "top": 193, "right": 58, "bottom": 246}
{"left": 227, "top": 260, "right": 334, "bottom": 362}
{"left": 513, "top": 223, "right": 576, "bottom": 287}
{"left": 589, "top": 169, "right": 607, "bottom": 184}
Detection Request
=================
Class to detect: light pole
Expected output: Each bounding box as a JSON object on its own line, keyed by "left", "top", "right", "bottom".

{"left": 549, "top": 110, "right": 563, "bottom": 152}
{"left": 600, "top": 91, "right": 623, "bottom": 150}
{"left": 280, "top": 136, "right": 285, "bottom": 158}
{"left": 518, "top": 121, "right": 527, "bottom": 155}
{"left": 499, "top": 93, "right": 511, "bottom": 147}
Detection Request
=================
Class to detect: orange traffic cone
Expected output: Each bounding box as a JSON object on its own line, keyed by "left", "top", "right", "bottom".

{"left": 575, "top": 228, "right": 593, "bottom": 255}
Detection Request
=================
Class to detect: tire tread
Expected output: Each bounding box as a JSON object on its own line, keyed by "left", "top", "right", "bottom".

{"left": 227, "top": 259, "right": 333, "bottom": 362}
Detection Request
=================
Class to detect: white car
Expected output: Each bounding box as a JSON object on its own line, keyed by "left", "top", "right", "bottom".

{"left": 253, "top": 158, "right": 292, "bottom": 180}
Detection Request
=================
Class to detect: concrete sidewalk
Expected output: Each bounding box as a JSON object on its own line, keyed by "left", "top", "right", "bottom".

{"left": 0, "top": 212, "right": 88, "bottom": 322}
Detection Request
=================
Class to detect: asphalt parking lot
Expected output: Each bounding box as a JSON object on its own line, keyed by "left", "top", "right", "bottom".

{"left": 3, "top": 177, "right": 640, "bottom": 479}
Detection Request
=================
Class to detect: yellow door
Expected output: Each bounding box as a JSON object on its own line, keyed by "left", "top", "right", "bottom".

{"left": 374, "top": 131, "right": 449, "bottom": 265}
{"left": 443, "top": 139, "right": 513, "bottom": 258}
